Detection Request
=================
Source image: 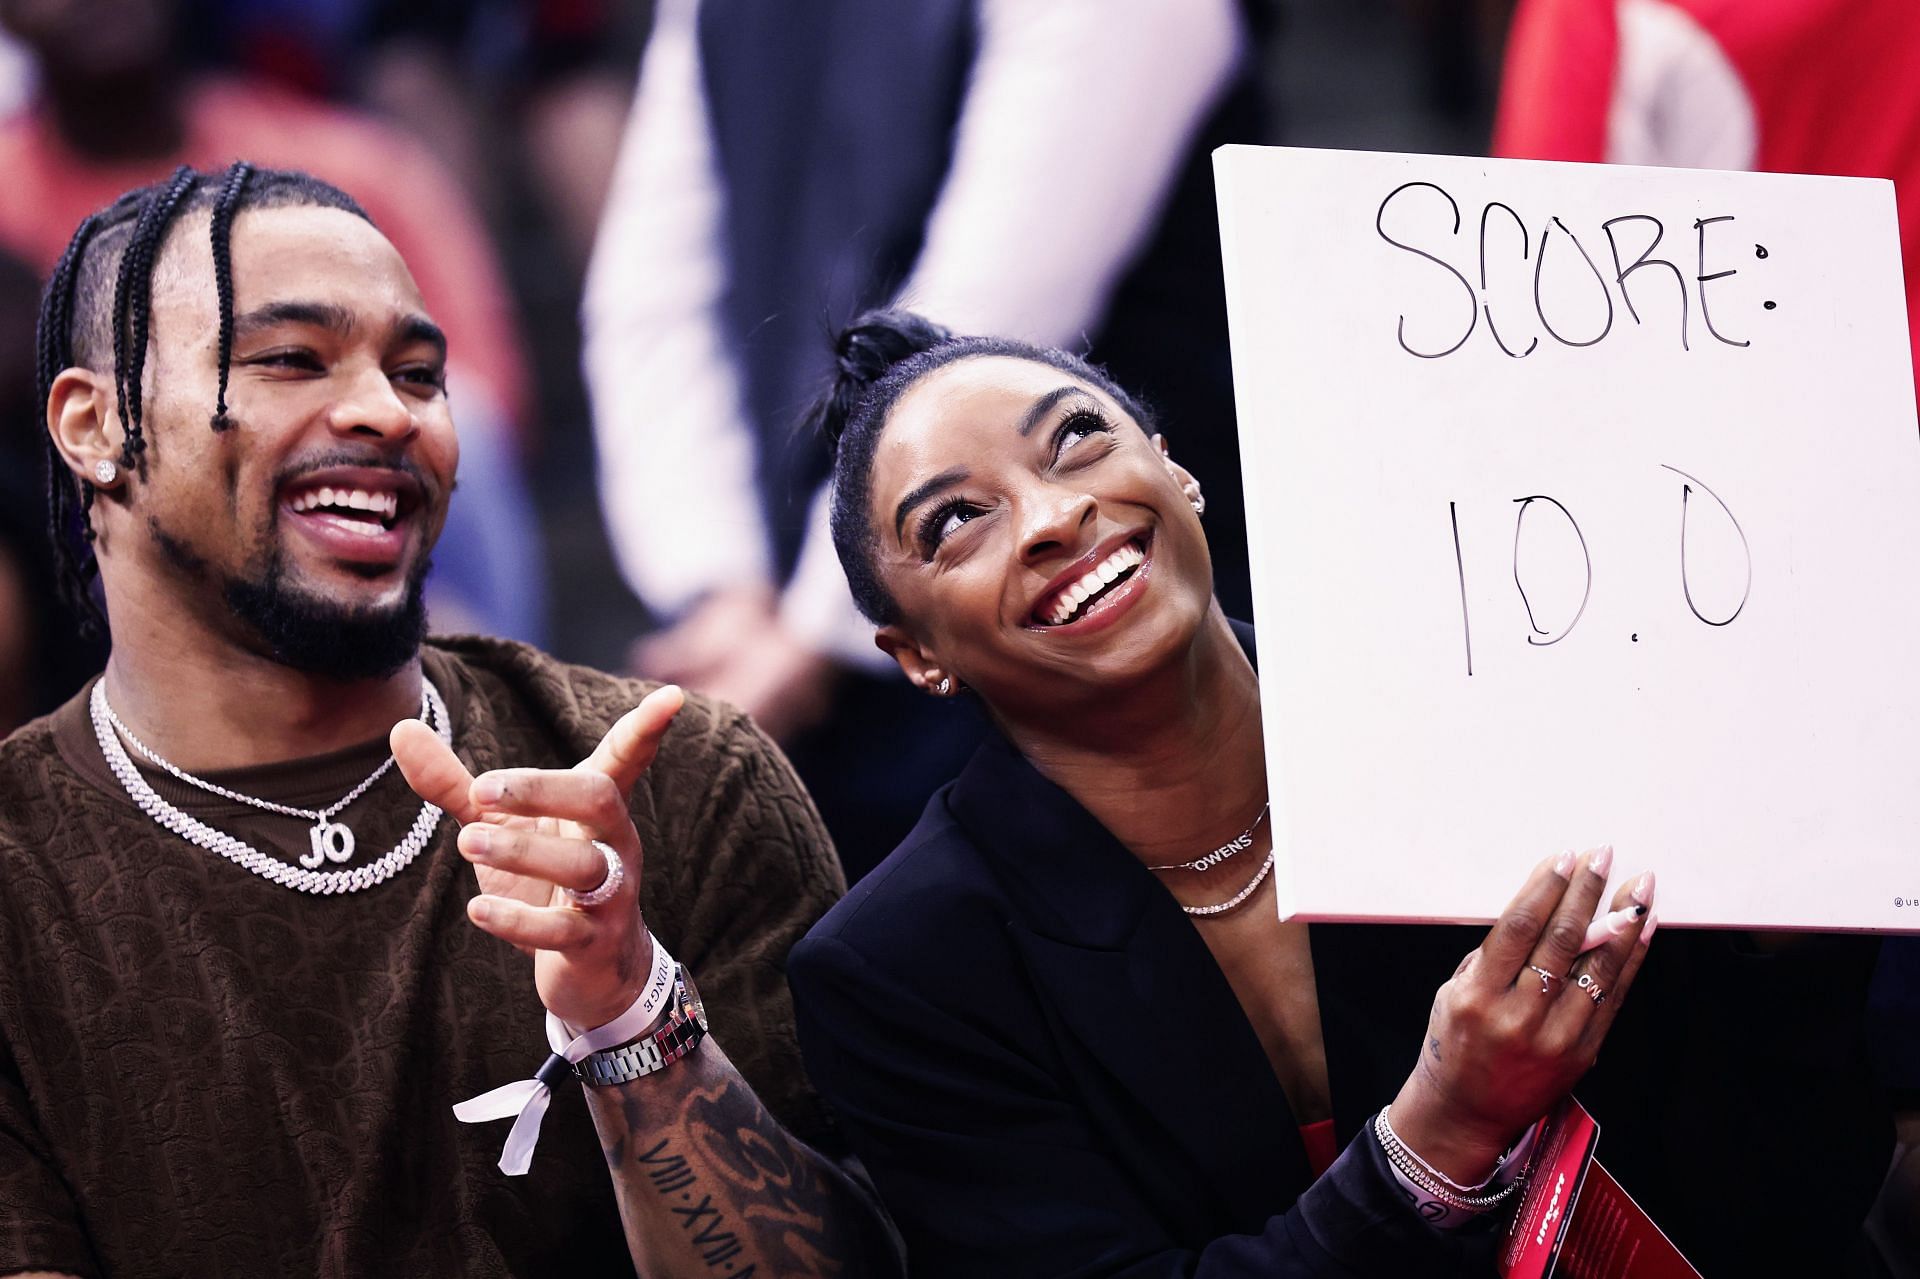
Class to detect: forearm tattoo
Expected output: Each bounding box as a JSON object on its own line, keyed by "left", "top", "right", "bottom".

{"left": 589, "top": 1043, "right": 870, "bottom": 1277}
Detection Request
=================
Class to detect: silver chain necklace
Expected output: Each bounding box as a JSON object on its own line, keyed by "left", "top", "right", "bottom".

{"left": 91, "top": 678, "right": 451, "bottom": 895}
{"left": 1150, "top": 801, "right": 1270, "bottom": 874}
{"left": 100, "top": 687, "right": 424, "bottom": 869}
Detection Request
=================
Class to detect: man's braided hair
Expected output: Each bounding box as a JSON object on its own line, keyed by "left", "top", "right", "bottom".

{"left": 35, "top": 161, "right": 372, "bottom": 631}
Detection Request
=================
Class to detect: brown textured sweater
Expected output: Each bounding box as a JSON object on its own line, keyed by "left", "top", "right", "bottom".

{"left": 0, "top": 636, "right": 845, "bottom": 1278}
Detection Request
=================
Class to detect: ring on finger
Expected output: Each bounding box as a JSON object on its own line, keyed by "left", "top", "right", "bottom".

{"left": 1526, "top": 964, "right": 1560, "bottom": 996}
{"left": 567, "top": 840, "right": 625, "bottom": 908}
{"left": 1574, "top": 971, "right": 1607, "bottom": 1005}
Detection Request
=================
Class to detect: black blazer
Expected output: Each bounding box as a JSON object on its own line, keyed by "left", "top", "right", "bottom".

{"left": 789, "top": 647, "right": 1889, "bottom": 1275}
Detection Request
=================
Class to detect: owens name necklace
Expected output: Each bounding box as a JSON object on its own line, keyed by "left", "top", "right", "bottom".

{"left": 1149, "top": 800, "right": 1277, "bottom": 918}
{"left": 91, "top": 678, "right": 450, "bottom": 895}
{"left": 1151, "top": 801, "right": 1270, "bottom": 874}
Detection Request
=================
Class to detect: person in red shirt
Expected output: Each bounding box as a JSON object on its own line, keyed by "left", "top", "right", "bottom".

{"left": 1494, "top": 0, "right": 1920, "bottom": 413}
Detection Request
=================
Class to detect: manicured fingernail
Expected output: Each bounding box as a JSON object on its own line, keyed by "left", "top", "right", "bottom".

{"left": 1579, "top": 907, "right": 1640, "bottom": 952}
{"left": 473, "top": 776, "right": 503, "bottom": 805}
{"left": 464, "top": 826, "right": 492, "bottom": 855}
{"left": 1631, "top": 871, "right": 1655, "bottom": 906}
{"left": 1638, "top": 913, "right": 1659, "bottom": 946}
{"left": 1553, "top": 849, "right": 1575, "bottom": 877}
{"left": 1588, "top": 844, "right": 1614, "bottom": 879}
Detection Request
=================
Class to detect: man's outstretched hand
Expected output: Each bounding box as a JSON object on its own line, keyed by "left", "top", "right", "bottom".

{"left": 392, "top": 685, "right": 686, "bottom": 1029}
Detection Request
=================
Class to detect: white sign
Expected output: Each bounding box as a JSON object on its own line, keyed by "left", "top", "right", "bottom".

{"left": 1214, "top": 145, "right": 1920, "bottom": 931}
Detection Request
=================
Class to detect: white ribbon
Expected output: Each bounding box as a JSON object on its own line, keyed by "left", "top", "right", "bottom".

{"left": 455, "top": 938, "right": 678, "bottom": 1175}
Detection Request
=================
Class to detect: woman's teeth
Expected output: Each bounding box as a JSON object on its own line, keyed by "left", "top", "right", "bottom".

{"left": 1044, "top": 542, "right": 1144, "bottom": 626}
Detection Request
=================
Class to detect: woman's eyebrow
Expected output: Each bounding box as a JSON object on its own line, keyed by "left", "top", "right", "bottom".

{"left": 1016, "top": 386, "right": 1086, "bottom": 437}
{"left": 894, "top": 466, "right": 970, "bottom": 542}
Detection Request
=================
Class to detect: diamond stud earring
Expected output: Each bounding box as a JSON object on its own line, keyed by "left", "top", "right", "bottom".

{"left": 1189, "top": 492, "right": 1206, "bottom": 516}
{"left": 936, "top": 677, "right": 952, "bottom": 696}
{"left": 93, "top": 459, "right": 119, "bottom": 486}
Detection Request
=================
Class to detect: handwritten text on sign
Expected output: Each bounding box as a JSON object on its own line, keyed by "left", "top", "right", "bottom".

{"left": 1379, "top": 181, "right": 1769, "bottom": 358}
{"left": 1378, "top": 182, "right": 1767, "bottom": 671}
{"left": 1214, "top": 147, "right": 1920, "bottom": 930}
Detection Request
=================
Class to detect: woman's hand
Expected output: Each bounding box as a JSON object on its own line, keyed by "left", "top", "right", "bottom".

{"left": 1387, "top": 847, "right": 1656, "bottom": 1184}
{"left": 390, "top": 685, "right": 686, "bottom": 1030}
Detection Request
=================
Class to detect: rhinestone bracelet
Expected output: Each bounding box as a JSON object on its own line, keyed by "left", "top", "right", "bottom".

{"left": 1373, "top": 1107, "right": 1526, "bottom": 1213}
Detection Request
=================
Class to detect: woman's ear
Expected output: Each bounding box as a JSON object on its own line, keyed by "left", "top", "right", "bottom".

{"left": 1151, "top": 433, "right": 1203, "bottom": 514}
{"left": 876, "top": 625, "right": 959, "bottom": 697}
{"left": 47, "top": 367, "right": 125, "bottom": 489}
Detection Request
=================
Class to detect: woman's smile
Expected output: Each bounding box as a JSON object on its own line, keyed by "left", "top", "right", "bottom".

{"left": 1025, "top": 532, "right": 1152, "bottom": 632}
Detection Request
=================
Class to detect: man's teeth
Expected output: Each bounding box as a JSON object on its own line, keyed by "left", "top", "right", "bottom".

{"left": 288, "top": 487, "right": 400, "bottom": 520}
{"left": 1045, "top": 542, "right": 1144, "bottom": 625}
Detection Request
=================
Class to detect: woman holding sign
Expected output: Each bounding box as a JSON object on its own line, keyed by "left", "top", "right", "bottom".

{"left": 785, "top": 311, "right": 1889, "bottom": 1275}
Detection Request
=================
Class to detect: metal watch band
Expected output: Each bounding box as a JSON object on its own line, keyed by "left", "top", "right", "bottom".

{"left": 575, "top": 970, "right": 709, "bottom": 1087}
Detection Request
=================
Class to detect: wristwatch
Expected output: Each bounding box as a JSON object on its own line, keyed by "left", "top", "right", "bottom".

{"left": 575, "top": 967, "right": 709, "bottom": 1087}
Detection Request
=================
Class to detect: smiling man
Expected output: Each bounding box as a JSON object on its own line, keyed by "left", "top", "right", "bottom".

{"left": 0, "top": 164, "right": 894, "bottom": 1277}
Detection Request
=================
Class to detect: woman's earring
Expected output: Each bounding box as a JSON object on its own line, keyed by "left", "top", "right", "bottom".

{"left": 93, "top": 459, "right": 119, "bottom": 486}
{"left": 936, "top": 677, "right": 952, "bottom": 696}
{"left": 1189, "top": 491, "right": 1206, "bottom": 517}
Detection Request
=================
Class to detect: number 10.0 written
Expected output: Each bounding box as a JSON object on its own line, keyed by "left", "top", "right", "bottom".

{"left": 1446, "top": 466, "right": 1752, "bottom": 676}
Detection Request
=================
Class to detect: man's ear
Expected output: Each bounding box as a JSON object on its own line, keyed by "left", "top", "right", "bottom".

{"left": 47, "top": 367, "right": 125, "bottom": 487}
{"left": 1151, "top": 432, "right": 1202, "bottom": 508}
{"left": 876, "top": 624, "right": 957, "bottom": 696}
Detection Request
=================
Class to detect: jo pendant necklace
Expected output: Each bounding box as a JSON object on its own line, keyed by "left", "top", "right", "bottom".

{"left": 91, "top": 678, "right": 451, "bottom": 895}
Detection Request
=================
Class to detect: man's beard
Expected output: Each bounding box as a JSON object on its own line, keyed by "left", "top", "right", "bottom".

{"left": 225, "top": 550, "right": 431, "bottom": 681}
{"left": 154, "top": 522, "right": 431, "bottom": 681}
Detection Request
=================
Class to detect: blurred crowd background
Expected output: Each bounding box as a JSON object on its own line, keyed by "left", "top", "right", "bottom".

{"left": 0, "top": 1, "right": 1916, "bottom": 1266}
{"left": 0, "top": 0, "right": 1536, "bottom": 861}
{"left": 0, "top": 0, "right": 1529, "bottom": 859}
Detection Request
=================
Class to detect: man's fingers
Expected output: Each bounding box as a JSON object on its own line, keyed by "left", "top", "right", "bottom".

{"left": 458, "top": 824, "right": 613, "bottom": 894}
{"left": 1473, "top": 849, "right": 1578, "bottom": 989}
{"left": 580, "top": 685, "right": 685, "bottom": 797}
{"left": 469, "top": 767, "right": 631, "bottom": 841}
{"left": 458, "top": 690, "right": 683, "bottom": 843}
{"left": 467, "top": 895, "right": 596, "bottom": 953}
{"left": 391, "top": 719, "right": 483, "bottom": 826}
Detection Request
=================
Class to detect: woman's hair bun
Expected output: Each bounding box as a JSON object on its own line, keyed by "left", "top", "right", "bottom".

{"left": 816, "top": 308, "right": 952, "bottom": 450}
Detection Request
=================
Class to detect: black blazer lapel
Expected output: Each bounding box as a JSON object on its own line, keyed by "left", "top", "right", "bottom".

{"left": 949, "top": 736, "right": 1313, "bottom": 1229}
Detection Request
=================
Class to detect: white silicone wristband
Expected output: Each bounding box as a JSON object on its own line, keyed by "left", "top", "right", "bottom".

{"left": 453, "top": 936, "right": 680, "bottom": 1175}
{"left": 558, "top": 934, "right": 677, "bottom": 1040}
